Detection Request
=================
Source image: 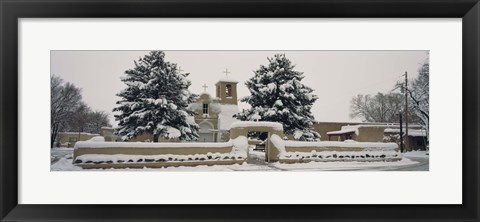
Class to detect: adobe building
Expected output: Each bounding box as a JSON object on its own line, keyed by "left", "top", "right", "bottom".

{"left": 188, "top": 74, "right": 239, "bottom": 142}
{"left": 312, "top": 122, "right": 428, "bottom": 151}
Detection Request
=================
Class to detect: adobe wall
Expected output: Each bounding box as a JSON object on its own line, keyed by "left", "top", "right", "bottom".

{"left": 312, "top": 122, "right": 362, "bottom": 141}
{"left": 74, "top": 146, "right": 232, "bottom": 157}
{"left": 229, "top": 124, "right": 284, "bottom": 163}
{"left": 355, "top": 127, "right": 386, "bottom": 142}
{"left": 77, "top": 159, "right": 244, "bottom": 169}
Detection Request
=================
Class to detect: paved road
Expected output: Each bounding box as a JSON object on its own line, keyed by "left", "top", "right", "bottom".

{"left": 383, "top": 156, "right": 429, "bottom": 171}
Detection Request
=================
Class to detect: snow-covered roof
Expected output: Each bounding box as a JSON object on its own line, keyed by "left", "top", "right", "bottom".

{"left": 216, "top": 75, "right": 238, "bottom": 84}
{"left": 384, "top": 128, "right": 427, "bottom": 137}
{"left": 230, "top": 121, "right": 283, "bottom": 131}
{"left": 327, "top": 124, "right": 424, "bottom": 136}
{"left": 58, "top": 132, "right": 100, "bottom": 136}
{"left": 326, "top": 129, "right": 356, "bottom": 135}
{"left": 218, "top": 104, "right": 240, "bottom": 130}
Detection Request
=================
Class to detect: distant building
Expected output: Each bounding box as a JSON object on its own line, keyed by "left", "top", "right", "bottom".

{"left": 313, "top": 122, "right": 428, "bottom": 151}
{"left": 55, "top": 132, "right": 100, "bottom": 148}
{"left": 54, "top": 128, "right": 119, "bottom": 147}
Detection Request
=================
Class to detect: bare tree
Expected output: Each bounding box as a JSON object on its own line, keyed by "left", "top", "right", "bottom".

{"left": 350, "top": 93, "right": 401, "bottom": 122}
{"left": 408, "top": 62, "right": 429, "bottom": 141}
{"left": 85, "top": 110, "right": 111, "bottom": 134}
{"left": 350, "top": 92, "right": 420, "bottom": 123}
{"left": 392, "top": 61, "right": 429, "bottom": 143}
{"left": 66, "top": 103, "right": 92, "bottom": 141}
{"left": 50, "top": 75, "right": 82, "bottom": 147}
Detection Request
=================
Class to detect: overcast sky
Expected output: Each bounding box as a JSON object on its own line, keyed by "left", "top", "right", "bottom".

{"left": 51, "top": 50, "right": 428, "bottom": 127}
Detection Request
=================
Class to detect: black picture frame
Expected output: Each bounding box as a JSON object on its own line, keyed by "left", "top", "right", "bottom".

{"left": 1, "top": 0, "right": 479, "bottom": 221}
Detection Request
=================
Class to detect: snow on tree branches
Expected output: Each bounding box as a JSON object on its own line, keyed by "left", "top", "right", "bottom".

{"left": 113, "top": 51, "right": 199, "bottom": 142}
{"left": 408, "top": 61, "right": 429, "bottom": 141}
{"left": 234, "top": 54, "right": 320, "bottom": 141}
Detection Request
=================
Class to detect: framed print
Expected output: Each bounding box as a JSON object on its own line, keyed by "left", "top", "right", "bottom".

{"left": 1, "top": 0, "right": 479, "bottom": 221}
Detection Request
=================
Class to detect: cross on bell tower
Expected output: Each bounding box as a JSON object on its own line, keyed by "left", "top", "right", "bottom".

{"left": 202, "top": 84, "right": 208, "bottom": 92}
{"left": 223, "top": 68, "right": 230, "bottom": 76}
{"left": 215, "top": 68, "right": 238, "bottom": 105}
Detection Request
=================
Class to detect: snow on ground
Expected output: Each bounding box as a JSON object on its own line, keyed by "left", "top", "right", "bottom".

{"left": 248, "top": 146, "right": 266, "bottom": 160}
{"left": 51, "top": 156, "right": 420, "bottom": 171}
{"left": 272, "top": 158, "right": 417, "bottom": 171}
{"left": 50, "top": 145, "right": 426, "bottom": 171}
{"left": 402, "top": 150, "right": 429, "bottom": 158}
{"left": 51, "top": 157, "right": 83, "bottom": 171}
{"left": 51, "top": 148, "right": 74, "bottom": 163}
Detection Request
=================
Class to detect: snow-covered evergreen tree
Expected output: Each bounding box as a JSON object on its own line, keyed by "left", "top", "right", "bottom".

{"left": 235, "top": 54, "right": 320, "bottom": 141}
{"left": 113, "top": 51, "right": 199, "bottom": 142}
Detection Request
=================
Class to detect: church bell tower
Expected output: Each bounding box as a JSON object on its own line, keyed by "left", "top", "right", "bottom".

{"left": 215, "top": 68, "right": 238, "bottom": 105}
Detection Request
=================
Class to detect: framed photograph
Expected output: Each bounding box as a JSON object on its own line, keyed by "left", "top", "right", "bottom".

{"left": 1, "top": 0, "right": 479, "bottom": 221}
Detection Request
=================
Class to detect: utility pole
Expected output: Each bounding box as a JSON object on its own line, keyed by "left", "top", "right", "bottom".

{"left": 404, "top": 71, "right": 409, "bottom": 152}
{"left": 399, "top": 113, "right": 404, "bottom": 153}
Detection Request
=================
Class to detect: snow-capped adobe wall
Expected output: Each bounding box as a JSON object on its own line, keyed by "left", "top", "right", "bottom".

{"left": 269, "top": 134, "right": 401, "bottom": 163}
{"left": 229, "top": 121, "right": 285, "bottom": 162}
{"left": 72, "top": 136, "right": 248, "bottom": 169}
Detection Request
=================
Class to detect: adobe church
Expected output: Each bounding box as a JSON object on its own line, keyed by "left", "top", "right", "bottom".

{"left": 188, "top": 72, "right": 239, "bottom": 142}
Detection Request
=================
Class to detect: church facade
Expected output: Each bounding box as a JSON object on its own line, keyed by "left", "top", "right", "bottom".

{"left": 189, "top": 75, "right": 239, "bottom": 142}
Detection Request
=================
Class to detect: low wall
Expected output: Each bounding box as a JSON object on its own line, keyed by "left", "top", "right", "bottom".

{"left": 269, "top": 134, "right": 401, "bottom": 163}
{"left": 74, "top": 146, "right": 232, "bottom": 157}
{"left": 77, "top": 159, "right": 244, "bottom": 169}
{"left": 73, "top": 137, "right": 248, "bottom": 169}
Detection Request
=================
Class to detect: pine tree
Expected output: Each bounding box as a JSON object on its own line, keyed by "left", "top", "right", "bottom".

{"left": 235, "top": 54, "right": 320, "bottom": 141}
{"left": 113, "top": 51, "right": 199, "bottom": 142}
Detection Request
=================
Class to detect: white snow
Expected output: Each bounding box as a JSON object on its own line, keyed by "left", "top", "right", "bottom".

{"left": 326, "top": 128, "right": 356, "bottom": 135}
{"left": 293, "top": 130, "right": 304, "bottom": 140}
{"left": 270, "top": 134, "right": 287, "bottom": 154}
{"left": 75, "top": 152, "right": 243, "bottom": 164}
{"left": 266, "top": 83, "right": 277, "bottom": 93}
{"left": 75, "top": 140, "right": 234, "bottom": 149}
{"left": 283, "top": 141, "right": 397, "bottom": 150}
{"left": 229, "top": 121, "right": 283, "bottom": 131}
{"left": 218, "top": 104, "right": 240, "bottom": 130}
{"left": 251, "top": 112, "right": 261, "bottom": 121}
{"left": 51, "top": 158, "right": 83, "bottom": 171}
{"left": 402, "top": 150, "right": 429, "bottom": 158}
{"left": 52, "top": 156, "right": 419, "bottom": 171}
{"left": 272, "top": 158, "right": 417, "bottom": 171}
{"left": 73, "top": 136, "right": 250, "bottom": 165}
{"left": 58, "top": 132, "right": 100, "bottom": 136}
{"left": 185, "top": 116, "right": 196, "bottom": 124}
{"left": 217, "top": 75, "right": 238, "bottom": 83}
{"left": 166, "top": 127, "right": 181, "bottom": 138}
{"left": 384, "top": 128, "right": 427, "bottom": 137}
{"left": 87, "top": 136, "right": 105, "bottom": 142}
